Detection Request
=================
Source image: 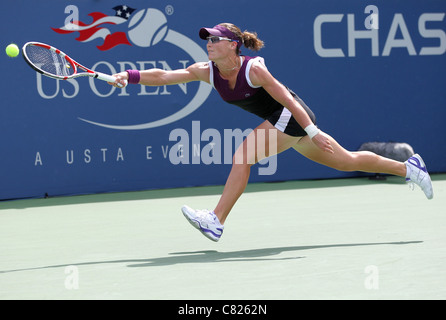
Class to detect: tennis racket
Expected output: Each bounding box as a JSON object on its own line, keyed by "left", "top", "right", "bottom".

{"left": 22, "top": 41, "right": 127, "bottom": 87}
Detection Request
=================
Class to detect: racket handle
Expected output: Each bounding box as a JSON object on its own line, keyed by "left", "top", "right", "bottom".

{"left": 95, "top": 72, "right": 128, "bottom": 88}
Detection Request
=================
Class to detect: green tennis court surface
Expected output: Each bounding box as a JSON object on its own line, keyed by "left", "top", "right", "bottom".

{"left": 1, "top": 175, "right": 445, "bottom": 300}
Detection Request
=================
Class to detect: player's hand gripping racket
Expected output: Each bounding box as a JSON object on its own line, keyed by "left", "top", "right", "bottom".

{"left": 22, "top": 41, "right": 127, "bottom": 88}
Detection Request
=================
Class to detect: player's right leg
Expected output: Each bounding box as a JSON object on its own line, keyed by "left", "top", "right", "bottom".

{"left": 182, "top": 121, "right": 300, "bottom": 241}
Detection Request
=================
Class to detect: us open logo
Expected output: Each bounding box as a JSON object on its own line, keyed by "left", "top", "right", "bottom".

{"left": 50, "top": 5, "right": 212, "bottom": 130}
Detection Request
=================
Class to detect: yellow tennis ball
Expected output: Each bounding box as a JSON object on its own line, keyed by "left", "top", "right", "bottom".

{"left": 6, "top": 44, "right": 19, "bottom": 58}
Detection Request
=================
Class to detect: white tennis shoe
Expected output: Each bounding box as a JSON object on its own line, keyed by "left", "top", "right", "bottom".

{"left": 404, "top": 154, "right": 433, "bottom": 200}
{"left": 181, "top": 205, "right": 224, "bottom": 242}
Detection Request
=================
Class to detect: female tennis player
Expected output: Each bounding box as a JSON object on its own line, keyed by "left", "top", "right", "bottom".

{"left": 111, "top": 23, "right": 434, "bottom": 242}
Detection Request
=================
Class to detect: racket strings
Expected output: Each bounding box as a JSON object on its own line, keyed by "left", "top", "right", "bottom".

{"left": 25, "top": 45, "right": 74, "bottom": 77}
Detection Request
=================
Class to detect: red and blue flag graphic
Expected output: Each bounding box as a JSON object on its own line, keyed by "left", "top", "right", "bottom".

{"left": 52, "top": 5, "right": 136, "bottom": 51}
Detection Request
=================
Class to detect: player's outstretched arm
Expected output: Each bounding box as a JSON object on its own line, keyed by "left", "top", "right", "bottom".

{"left": 112, "top": 62, "right": 210, "bottom": 87}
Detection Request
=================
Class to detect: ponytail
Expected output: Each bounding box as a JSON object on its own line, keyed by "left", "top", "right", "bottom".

{"left": 241, "top": 30, "right": 264, "bottom": 52}
{"left": 218, "top": 23, "right": 265, "bottom": 54}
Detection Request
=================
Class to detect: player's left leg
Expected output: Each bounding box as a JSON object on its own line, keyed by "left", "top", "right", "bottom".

{"left": 293, "top": 132, "right": 433, "bottom": 199}
{"left": 293, "top": 132, "right": 406, "bottom": 176}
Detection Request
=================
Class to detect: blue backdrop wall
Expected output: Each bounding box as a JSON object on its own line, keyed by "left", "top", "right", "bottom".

{"left": 1, "top": 0, "right": 445, "bottom": 200}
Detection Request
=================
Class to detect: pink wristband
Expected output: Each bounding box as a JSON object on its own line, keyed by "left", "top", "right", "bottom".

{"left": 126, "top": 69, "right": 140, "bottom": 84}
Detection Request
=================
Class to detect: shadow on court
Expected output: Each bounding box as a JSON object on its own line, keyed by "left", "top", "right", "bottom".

{"left": 127, "top": 240, "right": 422, "bottom": 267}
{"left": 0, "top": 240, "right": 422, "bottom": 273}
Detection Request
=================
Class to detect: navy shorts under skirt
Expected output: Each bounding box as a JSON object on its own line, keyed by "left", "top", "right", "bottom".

{"left": 266, "top": 91, "right": 316, "bottom": 137}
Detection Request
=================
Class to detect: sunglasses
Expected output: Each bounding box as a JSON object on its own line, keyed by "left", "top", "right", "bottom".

{"left": 206, "top": 36, "right": 239, "bottom": 44}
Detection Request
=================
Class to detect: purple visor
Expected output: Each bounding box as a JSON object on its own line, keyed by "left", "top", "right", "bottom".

{"left": 199, "top": 25, "right": 242, "bottom": 48}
